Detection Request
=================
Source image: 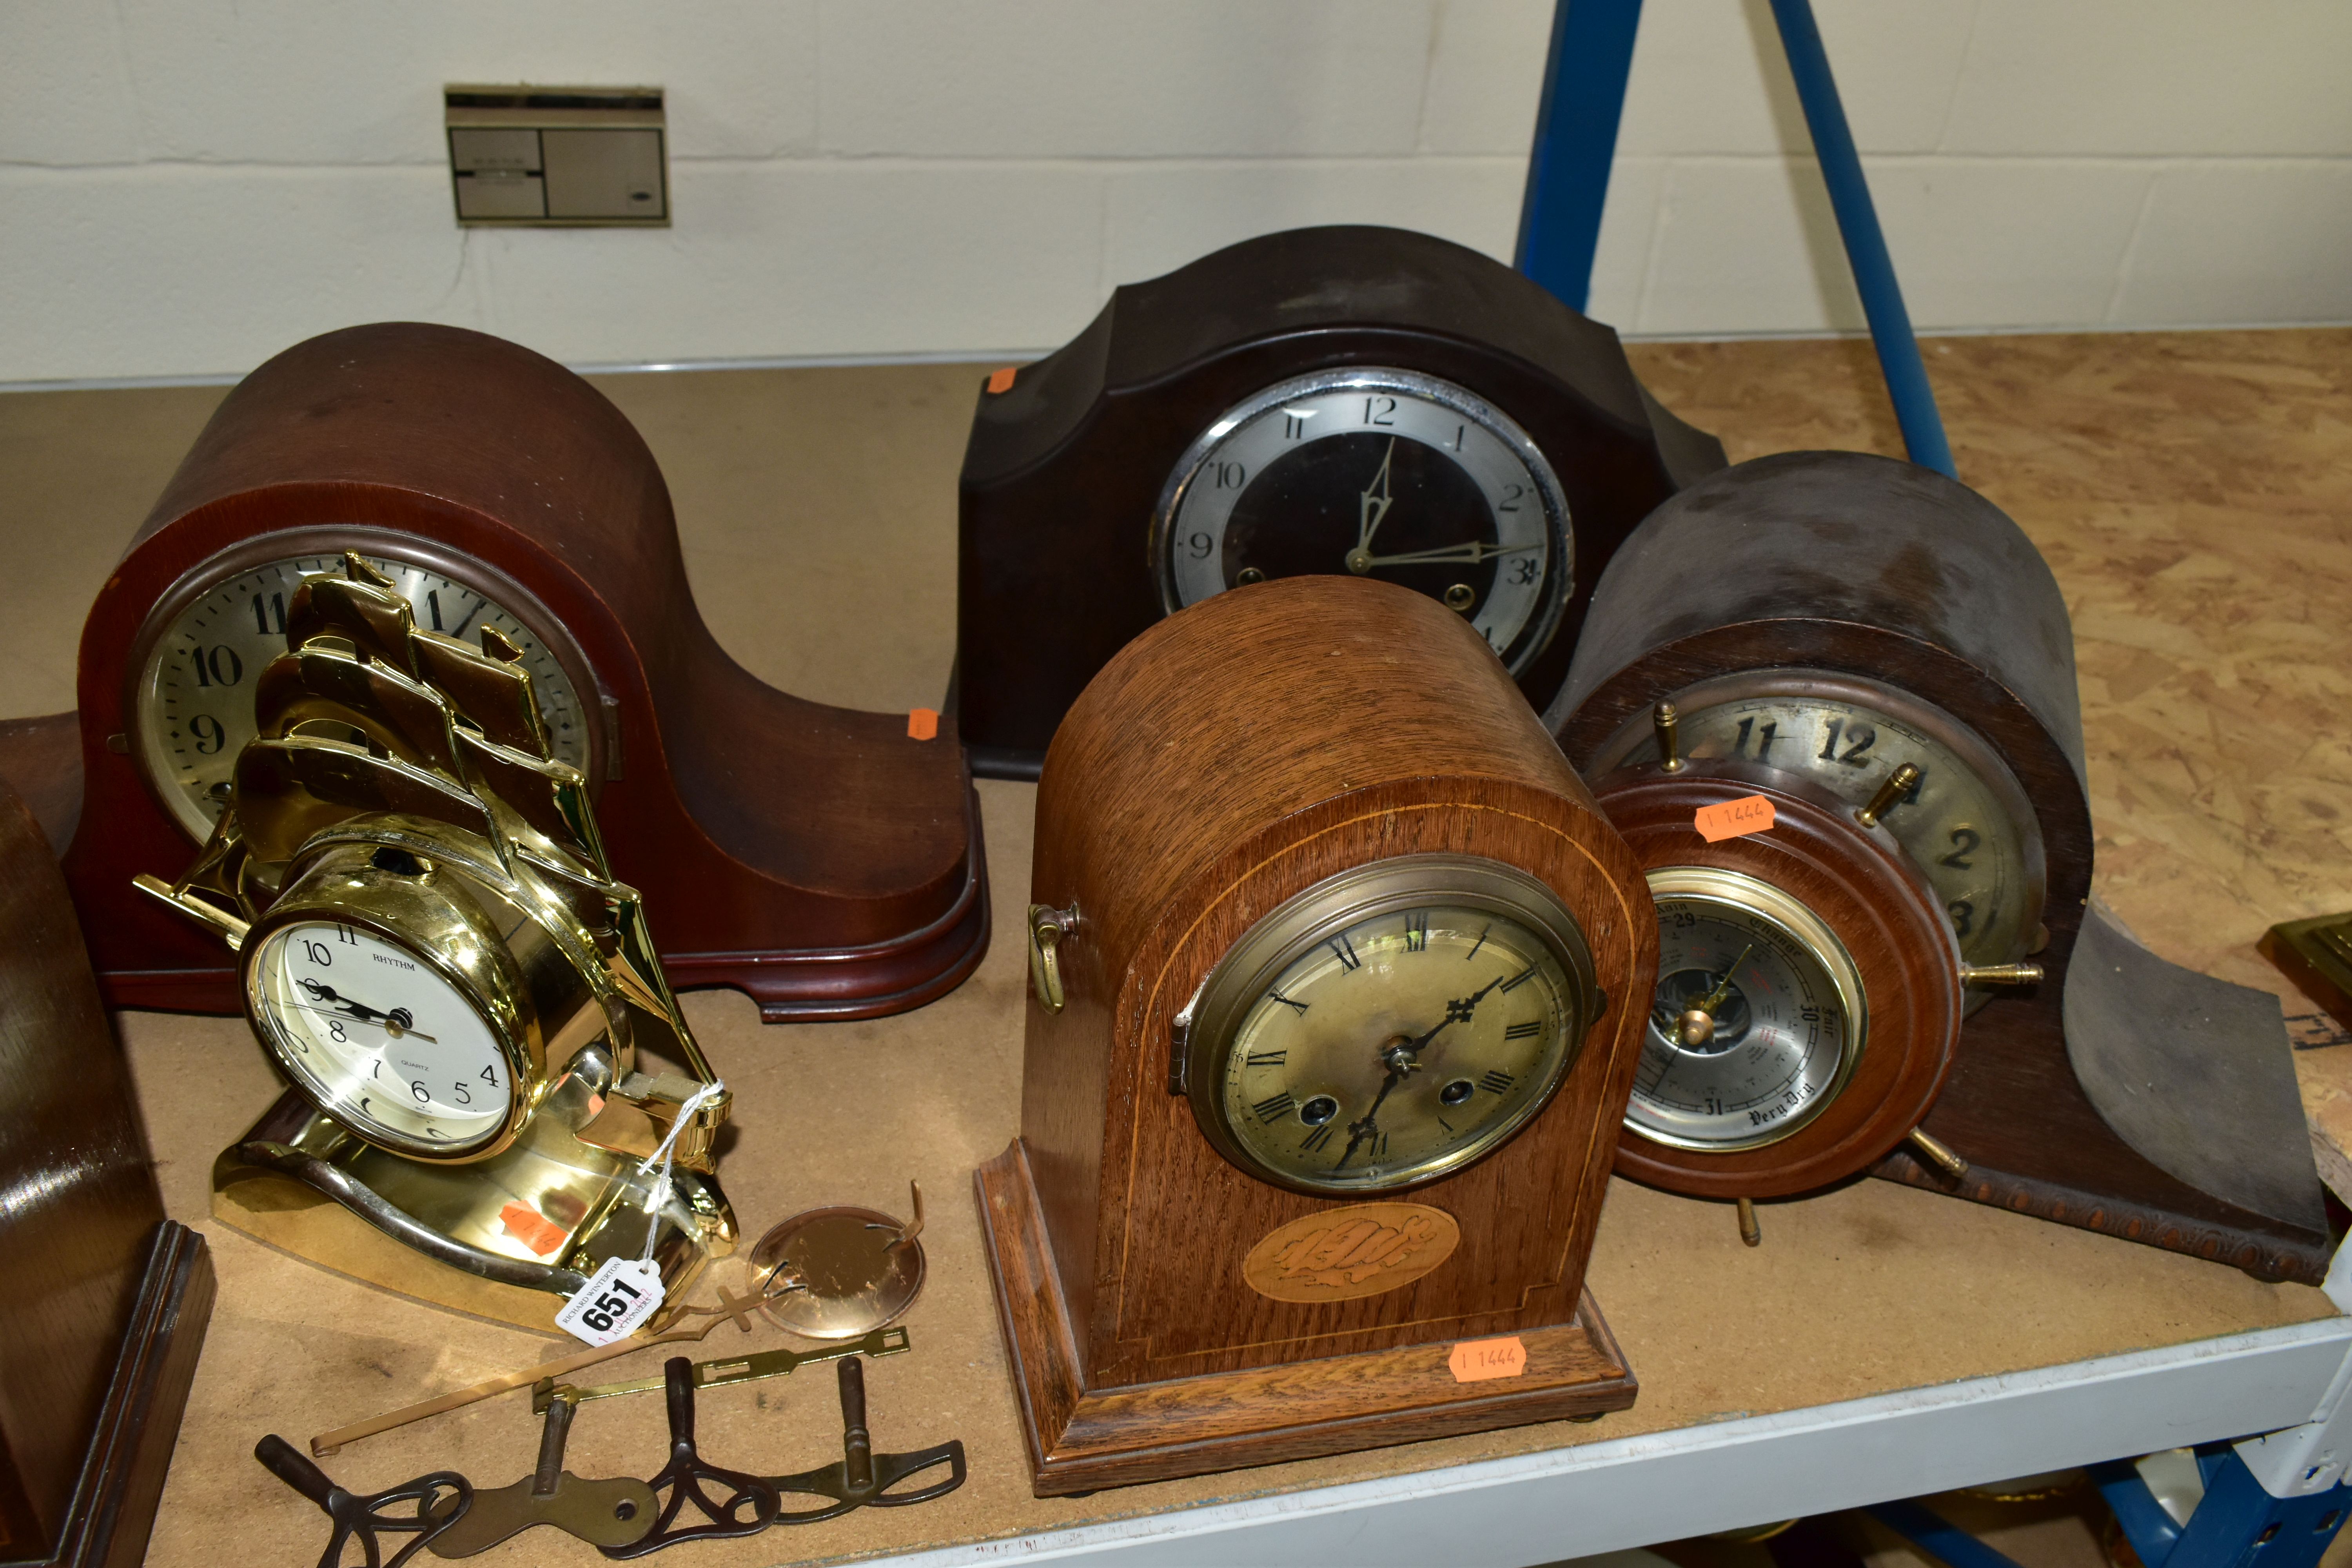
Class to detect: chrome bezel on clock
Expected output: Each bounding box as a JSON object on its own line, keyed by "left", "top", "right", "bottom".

{"left": 126, "top": 525, "right": 607, "bottom": 843}
{"left": 1147, "top": 367, "right": 1575, "bottom": 674}
{"left": 1182, "top": 853, "right": 1601, "bottom": 1196}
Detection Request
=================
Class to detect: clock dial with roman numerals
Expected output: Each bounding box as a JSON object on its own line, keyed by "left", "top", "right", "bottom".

{"left": 1191, "top": 858, "right": 1598, "bottom": 1195}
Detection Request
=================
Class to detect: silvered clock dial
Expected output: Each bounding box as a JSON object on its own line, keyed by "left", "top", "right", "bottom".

{"left": 133, "top": 544, "right": 595, "bottom": 841}
{"left": 1152, "top": 368, "right": 1573, "bottom": 673}
{"left": 1181, "top": 855, "right": 1602, "bottom": 1195}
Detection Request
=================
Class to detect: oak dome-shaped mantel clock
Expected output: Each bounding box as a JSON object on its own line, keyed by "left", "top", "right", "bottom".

{"left": 976, "top": 575, "right": 1658, "bottom": 1495}
{"left": 1548, "top": 451, "right": 2329, "bottom": 1282}
{"left": 25, "top": 323, "right": 985, "bottom": 1024}
{"left": 955, "top": 223, "right": 1726, "bottom": 780}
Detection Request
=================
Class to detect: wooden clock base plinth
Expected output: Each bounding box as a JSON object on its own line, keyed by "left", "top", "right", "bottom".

{"left": 975, "top": 1141, "right": 1638, "bottom": 1497}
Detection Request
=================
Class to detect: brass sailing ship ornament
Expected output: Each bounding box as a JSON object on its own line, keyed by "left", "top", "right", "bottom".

{"left": 137, "top": 554, "right": 736, "bottom": 1326}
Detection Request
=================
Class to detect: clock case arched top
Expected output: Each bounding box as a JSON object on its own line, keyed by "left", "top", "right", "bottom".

{"left": 47, "top": 323, "right": 986, "bottom": 1023}
{"left": 956, "top": 223, "right": 1726, "bottom": 779}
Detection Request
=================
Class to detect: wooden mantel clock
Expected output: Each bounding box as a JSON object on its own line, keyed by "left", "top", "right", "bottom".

{"left": 1547, "top": 450, "right": 2330, "bottom": 1282}
{"left": 955, "top": 223, "right": 1726, "bottom": 780}
{"left": 10, "top": 323, "right": 986, "bottom": 1023}
{"left": 976, "top": 575, "right": 1657, "bottom": 1495}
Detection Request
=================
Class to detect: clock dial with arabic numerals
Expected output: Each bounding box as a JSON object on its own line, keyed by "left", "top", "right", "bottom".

{"left": 249, "top": 920, "right": 514, "bottom": 1156}
{"left": 1154, "top": 368, "right": 1573, "bottom": 673}
{"left": 1592, "top": 671, "right": 2044, "bottom": 990}
{"left": 134, "top": 553, "right": 592, "bottom": 842}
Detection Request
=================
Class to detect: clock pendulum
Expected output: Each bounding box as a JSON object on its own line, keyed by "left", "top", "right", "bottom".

{"left": 11, "top": 322, "right": 985, "bottom": 1024}
{"left": 1548, "top": 450, "right": 2329, "bottom": 1281}
{"left": 955, "top": 223, "right": 1726, "bottom": 779}
{"left": 138, "top": 554, "right": 740, "bottom": 1325}
{"left": 978, "top": 573, "right": 1658, "bottom": 1494}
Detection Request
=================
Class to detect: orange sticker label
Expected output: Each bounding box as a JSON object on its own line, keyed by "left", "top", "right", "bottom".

{"left": 1448, "top": 1336, "right": 1528, "bottom": 1383}
{"left": 907, "top": 708, "right": 940, "bottom": 740}
{"left": 985, "top": 366, "right": 1018, "bottom": 394}
{"left": 499, "top": 1201, "right": 567, "bottom": 1257}
{"left": 1695, "top": 795, "right": 1776, "bottom": 842}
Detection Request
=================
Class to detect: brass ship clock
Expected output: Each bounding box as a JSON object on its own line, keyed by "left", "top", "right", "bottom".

{"left": 979, "top": 575, "right": 1656, "bottom": 1495}
{"left": 1548, "top": 451, "right": 2328, "bottom": 1281}
{"left": 139, "top": 555, "right": 737, "bottom": 1326}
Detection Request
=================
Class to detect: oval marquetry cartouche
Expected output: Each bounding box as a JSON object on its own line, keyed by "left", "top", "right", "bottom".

{"left": 1240, "top": 1202, "right": 1462, "bottom": 1305}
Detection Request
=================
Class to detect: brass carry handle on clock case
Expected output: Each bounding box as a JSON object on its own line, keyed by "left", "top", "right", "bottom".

{"left": 1027, "top": 904, "right": 1078, "bottom": 1013}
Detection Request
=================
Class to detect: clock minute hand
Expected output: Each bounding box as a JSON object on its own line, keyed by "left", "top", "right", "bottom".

{"left": 1358, "top": 541, "right": 1537, "bottom": 570}
{"left": 1335, "top": 1038, "right": 1420, "bottom": 1169}
{"left": 1347, "top": 437, "right": 1400, "bottom": 572}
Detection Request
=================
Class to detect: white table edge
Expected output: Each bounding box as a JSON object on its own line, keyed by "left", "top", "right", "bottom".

{"left": 849, "top": 1315, "right": 2352, "bottom": 1568}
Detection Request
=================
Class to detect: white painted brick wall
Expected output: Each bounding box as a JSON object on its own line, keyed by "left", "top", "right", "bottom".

{"left": 2, "top": 0, "right": 2347, "bottom": 383}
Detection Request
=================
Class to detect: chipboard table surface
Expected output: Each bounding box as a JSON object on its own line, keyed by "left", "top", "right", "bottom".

{"left": 2, "top": 328, "right": 2348, "bottom": 1566}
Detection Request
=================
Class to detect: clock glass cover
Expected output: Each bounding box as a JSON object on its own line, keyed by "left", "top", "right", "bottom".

{"left": 248, "top": 919, "right": 516, "bottom": 1157}
{"left": 134, "top": 551, "right": 593, "bottom": 841}
{"left": 1630, "top": 867, "right": 1866, "bottom": 1152}
{"left": 1154, "top": 368, "right": 1573, "bottom": 673}
{"left": 1186, "top": 856, "right": 1599, "bottom": 1195}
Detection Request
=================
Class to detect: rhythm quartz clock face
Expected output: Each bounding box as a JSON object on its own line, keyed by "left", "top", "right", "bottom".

{"left": 248, "top": 920, "right": 515, "bottom": 1156}
{"left": 134, "top": 552, "right": 592, "bottom": 841}
{"left": 1186, "top": 858, "right": 1598, "bottom": 1196}
{"left": 1153, "top": 369, "right": 1573, "bottom": 673}
{"left": 1630, "top": 868, "right": 1865, "bottom": 1152}
{"left": 1596, "top": 673, "right": 2043, "bottom": 973}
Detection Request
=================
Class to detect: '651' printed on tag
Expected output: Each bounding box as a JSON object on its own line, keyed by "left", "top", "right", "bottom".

{"left": 555, "top": 1257, "right": 665, "bottom": 1346}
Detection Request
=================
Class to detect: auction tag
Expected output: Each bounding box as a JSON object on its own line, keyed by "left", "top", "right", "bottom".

{"left": 554, "top": 1257, "right": 665, "bottom": 1347}
{"left": 1448, "top": 1336, "right": 1528, "bottom": 1383}
{"left": 1695, "top": 795, "right": 1776, "bottom": 843}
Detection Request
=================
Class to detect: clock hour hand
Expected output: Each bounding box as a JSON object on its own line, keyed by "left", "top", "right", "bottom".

{"left": 1406, "top": 969, "right": 1513, "bottom": 1052}
{"left": 297, "top": 979, "right": 439, "bottom": 1043}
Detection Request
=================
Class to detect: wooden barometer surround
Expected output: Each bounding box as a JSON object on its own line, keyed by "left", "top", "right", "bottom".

{"left": 29, "top": 323, "right": 987, "bottom": 1023}
{"left": 978, "top": 576, "right": 1658, "bottom": 1495}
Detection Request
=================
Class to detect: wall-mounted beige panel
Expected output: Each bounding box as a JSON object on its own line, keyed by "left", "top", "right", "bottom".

{"left": 445, "top": 86, "right": 667, "bottom": 227}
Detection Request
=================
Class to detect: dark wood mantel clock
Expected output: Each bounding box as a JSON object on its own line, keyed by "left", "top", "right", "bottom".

{"left": 978, "top": 575, "right": 1657, "bottom": 1495}
{"left": 955, "top": 223, "right": 1727, "bottom": 780}
{"left": 0, "top": 772, "right": 211, "bottom": 1567}
{"left": 1547, "top": 450, "right": 2331, "bottom": 1282}
{"left": 4, "top": 322, "right": 986, "bottom": 1023}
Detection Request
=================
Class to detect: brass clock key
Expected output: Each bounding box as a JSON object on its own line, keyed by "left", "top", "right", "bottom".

{"left": 425, "top": 1397, "right": 655, "bottom": 1556}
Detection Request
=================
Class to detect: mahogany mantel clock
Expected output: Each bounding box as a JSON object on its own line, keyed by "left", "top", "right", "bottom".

{"left": 9, "top": 323, "right": 986, "bottom": 1024}
{"left": 1548, "top": 451, "right": 2330, "bottom": 1282}
{"left": 977, "top": 575, "right": 1657, "bottom": 1495}
{"left": 955, "top": 223, "right": 1726, "bottom": 780}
